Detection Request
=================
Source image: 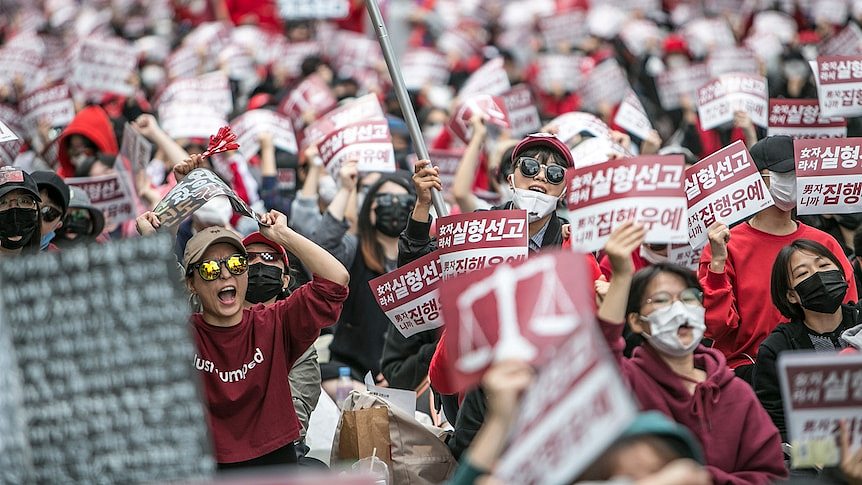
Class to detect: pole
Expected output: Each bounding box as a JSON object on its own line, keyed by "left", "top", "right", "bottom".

{"left": 364, "top": 0, "right": 449, "bottom": 217}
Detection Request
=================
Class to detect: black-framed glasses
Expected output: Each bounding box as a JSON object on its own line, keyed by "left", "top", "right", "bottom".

{"left": 643, "top": 288, "right": 703, "bottom": 311}
{"left": 517, "top": 157, "right": 567, "bottom": 185}
{"left": 374, "top": 193, "right": 417, "bottom": 206}
{"left": 190, "top": 254, "right": 248, "bottom": 281}
{"left": 248, "top": 251, "right": 281, "bottom": 263}
{"left": 40, "top": 206, "right": 63, "bottom": 223}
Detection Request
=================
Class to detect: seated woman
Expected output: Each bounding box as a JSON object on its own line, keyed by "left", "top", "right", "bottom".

{"left": 598, "top": 222, "right": 788, "bottom": 484}
{"left": 754, "top": 239, "right": 862, "bottom": 442}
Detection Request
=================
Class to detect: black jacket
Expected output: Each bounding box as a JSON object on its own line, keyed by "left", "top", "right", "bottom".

{"left": 380, "top": 326, "right": 441, "bottom": 390}
{"left": 752, "top": 305, "right": 862, "bottom": 441}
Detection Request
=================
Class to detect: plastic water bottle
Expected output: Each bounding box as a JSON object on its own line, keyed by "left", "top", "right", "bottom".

{"left": 335, "top": 366, "right": 353, "bottom": 408}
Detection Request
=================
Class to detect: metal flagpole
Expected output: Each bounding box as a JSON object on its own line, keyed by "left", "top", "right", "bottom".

{"left": 364, "top": 0, "right": 449, "bottom": 217}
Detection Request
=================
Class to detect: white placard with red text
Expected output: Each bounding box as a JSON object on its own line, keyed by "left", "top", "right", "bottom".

{"left": 278, "top": 74, "right": 337, "bottom": 137}
{"left": 812, "top": 56, "right": 862, "bottom": 118}
{"left": 778, "top": 352, "right": 862, "bottom": 469}
{"left": 119, "top": 123, "right": 152, "bottom": 173}
{"left": 71, "top": 38, "right": 137, "bottom": 99}
{"left": 429, "top": 148, "right": 466, "bottom": 193}
{"left": 536, "top": 54, "right": 582, "bottom": 93}
{"left": 0, "top": 120, "right": 18, "bottom": 144}
{"left": 768, "top": 99, "right": 847, "bottom": 139}
{"left": 369, "top": 251, "right": 444, "bottom": 338}
{"left": 819, "top": 23, "right": 862, "bottom": 56}
{"left": 230, "top": 109, "right": 298, "bottom": 162}
{"left": 158, "top": 103, "right": 227, "bottom": 141}
{"left": 157, "top": 72, "right": 233, "bottom": 117}
{"left": 319, "top": 120, "right": 394, "bottom": 177}
{"left": 667, "top": 243, "right": 704, "bottom": 271}
{"left": 501, "top": 85, "right": 541, "bottom": 138}
{"left": 538, "top": 10, "right": 587, "bottom": 51}
{"left": 401, "top": 48, "right": 450, "bottom": 90}
{"left": 567, "top": 156, "right": 688, "bottom": 252}
{"left": 0, "top": 139, "right": 22, "bottom": 167}
{"left": 65, "top": 172, "right": 136, "bottom": 226}
{"left": 458, "top": 58, "right": 512, "bottom": 99}
{"left": 437, "top": 210, "right": 529, "bottom": 279}
{"left": 0, "top": 47, "right": 43, "bottom": 90}
{"left": 657, "top": 64, "right": 710, "bottom": 110}
{"left": 549, "top": 112, "right": 610, "bottom": 145}
{"left": 302, "top": 94, "right": 384, "bottom": 151}
{"left": 580, "top": 59, "right": 628, "bottom": 112}
{"left": 277, "top": 0, "right": 349, "bottom": 19}
{"left": 697, "top": 73, "right": 768, "bottom": 130}
{"left": 685, "top": 141, "right": 774, "bottom": 248}
{"left": 794, "top": 138, "right": 862, "bottom": 215}
{"left": 18, "top": 84, "right": 77, "bottom": 142}
{"left": 614, "top": 89, "right": 653, "bottom": 141}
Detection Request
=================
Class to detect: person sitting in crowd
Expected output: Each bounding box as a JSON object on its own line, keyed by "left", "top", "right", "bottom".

{"left": 31, "top": 170, "right": 70, "bottom": 251}
{"left": 699, "top": 135, "right": 857, "bottom": 383}
{"left": 599, "top": 221, "right": 788, "bottom": 484}
{"left": 0, "top": 167, "right": 43, "bottom": 256}
{"left": 53, "top": 186, "right": 106, "bottom": 248}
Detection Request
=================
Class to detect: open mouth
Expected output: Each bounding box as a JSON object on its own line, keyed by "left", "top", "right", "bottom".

{"left": 677, "top": 324, "right": 693, "bottom": 337}
{"left": 217, "top": 286, "right": 237, "bottom": 305}
{"left": 528, "top": 184, "right": 547, "bottom": 194}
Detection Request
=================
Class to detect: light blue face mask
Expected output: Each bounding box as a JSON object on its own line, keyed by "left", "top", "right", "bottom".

{"left": 40, "top": 231, "right": 55, "bottom": 250}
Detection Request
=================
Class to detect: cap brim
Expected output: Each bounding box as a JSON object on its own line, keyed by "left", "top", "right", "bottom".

{"left": 0, "top": 185, "right": 42, "bottom": 203}
{"left": 184, "top": 234, "right": 247, "bottom": 270}
{"left": 769, "top": 158, "right": 795, "bottom": 173}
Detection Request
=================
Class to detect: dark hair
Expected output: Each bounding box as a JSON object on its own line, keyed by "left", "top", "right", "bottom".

{"left": 357, "top": 171, "right": 415, "bottom": 274}
{"left": 854, "top": 226, "right": 862, "bottom": 259}
{"left": 513, "top": 147, "right": 565, "bottom": 168}
{"left": 771, "top": 239, "right": 845, "bottom": 321}
{"left": 496, "top": 145, "right": 517, "bottom": 186}
{"left": 300, "top": 55, "right": 328, "bottom": 79}
{"left": 625, "top": 263, "right": 702, "bottom": 317}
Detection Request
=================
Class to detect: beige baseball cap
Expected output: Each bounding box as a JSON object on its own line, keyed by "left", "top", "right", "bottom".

{"left": 183, "top": 226, "right": 246, "bottom": 271}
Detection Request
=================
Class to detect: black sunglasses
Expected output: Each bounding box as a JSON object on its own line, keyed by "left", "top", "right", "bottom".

{"left": 40, "top": 206, "right": 63, "bottom": 223}
{"left": 517, "top": 157, "right": 567, "bottom": 185}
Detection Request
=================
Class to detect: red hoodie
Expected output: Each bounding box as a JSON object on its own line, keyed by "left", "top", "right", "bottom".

{"left": 601, "top": 320, "right": 788, "bottom": 484}
{"left": 56, "top": 106, "right": 119, "bottom": 178}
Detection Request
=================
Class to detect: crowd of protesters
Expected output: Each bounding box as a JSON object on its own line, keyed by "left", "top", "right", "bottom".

{"left": 4, "top": 0, "right": 862, "bottom": 483}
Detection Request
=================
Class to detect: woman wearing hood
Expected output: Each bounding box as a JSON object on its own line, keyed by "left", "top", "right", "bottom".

{"left": 56, "top": 106, "right": 119, "bottom": 179}
{"left": 754, "top": 239, "right": 862, "bottom": 446}
{"left": 598, "top": 222, "right": 788, "bottom": 485}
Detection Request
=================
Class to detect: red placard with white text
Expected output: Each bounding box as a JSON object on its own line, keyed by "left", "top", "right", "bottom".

{"left": 501, "top": 84, "right": 541, "bottom": 138}
{"left": 302, "top": 94, "right": 385, "bottom": 151}
{"left": 447, "top": 95, "right": 510, "bottom": 143}
{"left": 697, "top": 73, "right": 768, "bottom": 130}
{"left": 685, "top": 141, "right": 774, "bottom": 248}
{"left": 768, "top": 99, "right": 847, "bottom": 139}
{"left": 778, "top": 353, "right": 862, "bottom": 469}
{"left": 567, "top": 156, "right": 688, "bottom": 252}
{"left": 318, "top": 120, "right": 394, "bottom": 177}
{"left": 437, "top": 210, "right": 529, "bottom": 279}
{"left": 794, "top": 137, "right": 862, "bottom": 215}
{"left": 71, "top": 38, "right": 137, "bottom": 99}
{"left": 812, "top": 56, "right": 862, "bottom": 118}
{"left": 278, "top": 74, "right": 337, "bottom": 136}
{"left": 429, "top": 148, "right": 466, "bottom": 192}
{"left": 440, "top": 250, "right": 597, "bottom": 392}
{"left": 369, "top": 251, "right": 444, "bottom": 338}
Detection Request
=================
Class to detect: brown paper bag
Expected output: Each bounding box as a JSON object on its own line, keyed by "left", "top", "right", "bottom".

{"left": 336, "top": 406, "right": 393, "bottom": 469}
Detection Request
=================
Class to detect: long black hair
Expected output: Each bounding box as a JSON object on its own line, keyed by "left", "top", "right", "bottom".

{"left": 771, "top": 239, "right": 846, "bottom": 321}
{"left": 357, "top": 170, "right": 414, "bottom": 274}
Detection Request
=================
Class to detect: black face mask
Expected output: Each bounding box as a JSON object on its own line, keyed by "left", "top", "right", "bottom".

{"left": 246, "top": 263, "right": 284, "bottom": 304}
{"left": 374, "top": 198, "right": 413, "bottom": 238}
{"left": 794, "top": 269, "right": 848, "bottom": 314}
{"left": 0, "top": 208, "right": 37, "bottom": 250}
{"left": 55, "top": 217, "right": 94, "bottom": 243}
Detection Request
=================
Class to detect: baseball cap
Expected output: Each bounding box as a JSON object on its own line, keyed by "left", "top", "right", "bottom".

{"left": 511, "top": 133, "right": 575, "bottom": 168}
{"left": 749, "top": 135, "right": 795, "bottom": 173}
{"left": 67, "top": 186, "right": 105, "bottom": 237}
{"left": 183, "top": 226, "right": 247, "bottom": 270}
{"left": 242, "top": 231, "right": 289, "bottom": 266}
{"left": 620, "top": 411, "right": 705, "bottom": 464}
{"left": 0, "top": 167, "right": 42, "bottom": 203}
{"left": 31, "top": 171, "right": 70, "bottom": 215}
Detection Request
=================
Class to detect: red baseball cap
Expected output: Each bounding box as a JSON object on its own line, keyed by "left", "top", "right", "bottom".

{"left": 511, "top": 133, "right": 575, "bottom": 168}
{"left": 242, "top": 231, "right": 289, "bottom": 266}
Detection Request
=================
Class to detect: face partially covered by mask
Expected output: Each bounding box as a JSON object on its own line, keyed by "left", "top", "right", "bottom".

{"left": 641, "top": 301, "right": 706, "bottom": 357}
{"left": 0, "top": 207, "right": 38, "bottom": 249}
{"left": 373, "top": 192, "right": 416, "bottom": 238}
{"left": 245, "top": 263, "right": 284, "bottom": 304}
{"left": 793, "top": 269, "right": 848, "bottom": 314}
{"left": 767, "top": 170, "right": 797, "bottom": 212}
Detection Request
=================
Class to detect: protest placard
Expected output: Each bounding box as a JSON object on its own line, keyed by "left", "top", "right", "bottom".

{"left": 537, "top": 10, "right": 587, "bottom": 51}
{"left": 164, "top": 46, "right": 200, "bottom": 80}
{"left": 778, "top": 352, "right": 862, "bottom": 469}
{"left": 119, "top": 123, "right": 152, "bottom": 173}
{"left": 318, "top": 120, "right": 395, "bottom": 177}
{"left": 812, "top": 56, "right": 862, "bottom": 118}
{"left": 794, "top": 137, "right": 862, "bottom": 215}
{"left": 569, "top": 136, "right": 632, "bottom": 169}
{"left": 614, "top": 89, "right": 653, "bottom": 141}
{"left": 437, "top": 28, "right": 483, "bottom": 62}
{"left": 819, "top": 23, "right": 862, "bottom": 56}
{"left": 667, "top": 243, "right": 704, "bottom": 271}
{"left": 71, "top": 38, "right": 137, "bottom": 99}
{"left": 436, "top": 210, "right": 529, "bottom": 279}
{"left": 707, "top": 47, "right": 760, "bottom": 77}
{"left": 440, "top": 250, "right": 595, "bottom": 391}
{"left": 401, "top": 48, "right": 450, "bottom": 91}
{"left": 447, "top": 94, "right": 510, "bottom": 143}
{"left": 153, "top": 169, "right": 262, "bottom": 229}
{"left": 230, "top": 109, "right": 298, "bottom": 163}
{"left": 656, "top": 63, "right": 710, "bottom": 110}
{"left": 686, "top": 141, "right": 774, "bottom": 248}
{"left": 363, "top": 372, "right": 416, "bottom": 416}
{"left": 536, "top": 54, "right": 583, "bottom": 93}
{"left": 0, "top": 47, "right": 43, "bottom": 89}
{"left": 0, "top": 119, "right": 19, "bottom": 144}
{"left": 277, "top": 0, "right": 349, "bottom": 19}
{"left": 496, "top": 303, "right": 637, "bottom": 484}
{"left": 618, "top": 18, "right": 664, "bottom": 57}
{"left": 271, "top": 41, "right": 322, "bottom": 80}
{"left": 302, "top": 94, "right": 385, "bottom": 151}
{"left": 501, "top": 84, "right": 541, "bottom": 138}
{"left": 0, "top": 139, "right": 22, "bottom": 167}
{"left": 278, "top": 74, "right": 337, "bottom": 136}
{"left": 0, "top": 235, "right": 216, "bottom": 483}
{"left": 156, "top": 72, "right": 233, "bottom": 117}
{"left": 768, "top": 99, "right": 847, "bottom": 139}
{"left": 428, "top": 148, "right": 466, "bottom": 192}
{"left": 158, "top": 103, "right": 228, "bottom": 141}
{"left": 580, "top": 59, "right": 628, "bottom": 112}
{"left": 369, "top": 251, "right": 444, "bottom": 338}
{"left": 65, "top": 171, "right": 137, "bottom": 226}
{"left": 329, "top": 32, "right": 384, "bottom": 89}
{"left": 549, "top": 112, "right": 610, "bottom": 145}
{"left": 567, "top": 156, "right": 688, "bottom": 252}
{"left": 684, "top": 17, "right": 736, "bottom": 57}
{"left": 18, "top": 84, "right": 76, "bottom": 142}
{"left": 697, "top": 73, "right": 768, "bottom": 130}
{"left": 458, "top": 58, "right": 511, "bottom": 99}
{"left": 0, "top": 104, "right": 24, "bottom": 143}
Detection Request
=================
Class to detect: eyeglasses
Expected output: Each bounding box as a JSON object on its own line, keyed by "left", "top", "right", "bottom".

{"left": 643, "top": 288, "right": 703, "bottom": 311}
{"left": 0, "top": 195, "right": 38, "bottom": 210}
{"left": 190, "top": 254, "right": 248, "bottom": 281}
{"left": 517, "top": 157, "right": 567, "bottom": 185}
{"left": 41, "top": 206, "right": 63, "bottom": 223}
{"left": 374, "top": 193, "right": 417, "bottom": 206}
{"left": 248, "top": 251, "right": 281, "bottom": 264}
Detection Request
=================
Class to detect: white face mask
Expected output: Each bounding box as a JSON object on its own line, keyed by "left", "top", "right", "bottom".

{"left": 640, "top": 301, "right": 706, "bottom": 357}
{"left": 510, "top": 186, "right": 560, "bottom": 222}
{"left": 768, "top": 170, "right": 796, "bottom": 212}
{"left": 639, "top": 245, "right": 669, "bottom": 265}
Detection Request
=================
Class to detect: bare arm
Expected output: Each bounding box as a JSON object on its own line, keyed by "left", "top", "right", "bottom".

{"left": 132, "top": 114, "right": 190, "bottom": 168}
{"left": 260, "top": 210, "right": 349, "bottom": 286}
{"left": 452, "top": 115, "right": 487, "bottom": 212}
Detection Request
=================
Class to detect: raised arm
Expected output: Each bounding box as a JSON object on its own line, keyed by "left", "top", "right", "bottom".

{"left": 452, "top": 115, "right": 487, "bottom": 213}
{"left": 698, "top": 221, "right": 741, "bottom": 341}
{"left": 398, "top": 159, "right": 441, "bottom": 266}
{"left": 259, "top": 210, "right": 349, "bottom": 286}
{"left": 132, "top": 114, "right": 190, "bottom": 168}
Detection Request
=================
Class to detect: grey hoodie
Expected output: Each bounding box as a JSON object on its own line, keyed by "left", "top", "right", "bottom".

{"left": 841, "top": 323, "right": 862, "bottom": 350}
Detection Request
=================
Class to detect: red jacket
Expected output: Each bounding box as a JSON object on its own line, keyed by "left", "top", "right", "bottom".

{"left": 190, "top": 276, "right": 347, "bottom": 463}
{"left": 699, "top": 222, "right": 857, "bottom": 369}
{"left": 601, "top": 319, "right": 788, "bottom": 484}
{"left": 56, "top": 106, "right": 118, "bottom": 178}
{"left": 599, "top": 249, "right": 650, "bottom": 280}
